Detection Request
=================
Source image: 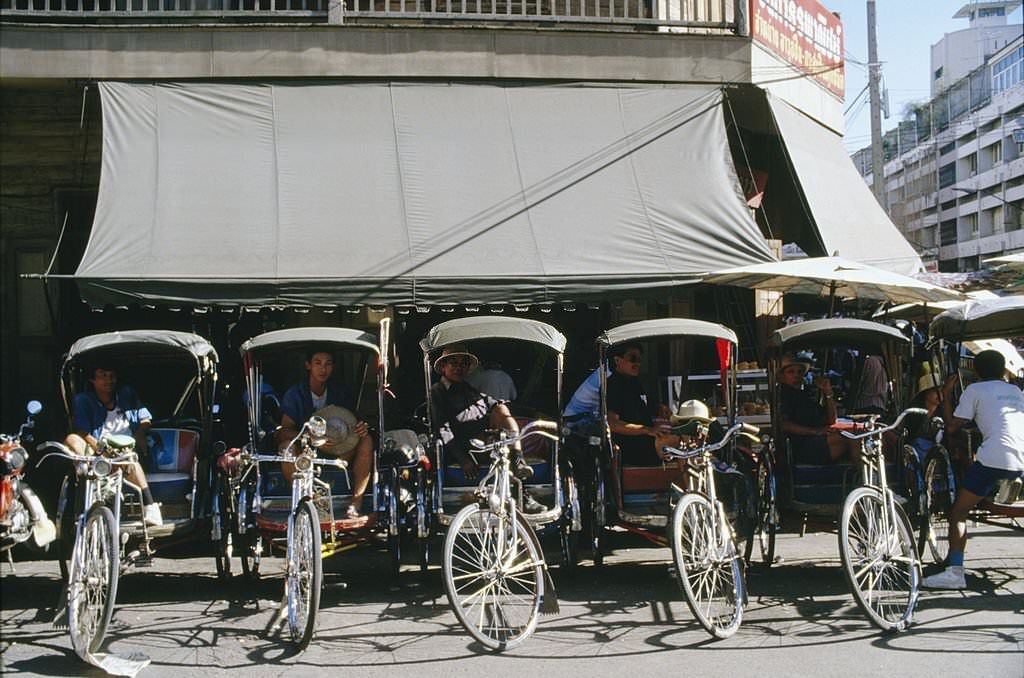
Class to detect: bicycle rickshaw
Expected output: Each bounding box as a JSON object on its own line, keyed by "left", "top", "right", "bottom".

{"left": 927, "top": 296, "right": 1024, "bottom": 522}
{"left": 44, "top": 330, "right": 220, "bottom": 656}
{"left": 573, "top": 318, "right": 757, "bottom": 638}
{"left": 224, "top": 322, "right": 427, "bottom": 648}
{"left": 767, "top": 318, "right": 923, "bottom": 631}
{"left": 419, "top": 316, "right": 568, "bottom": 650}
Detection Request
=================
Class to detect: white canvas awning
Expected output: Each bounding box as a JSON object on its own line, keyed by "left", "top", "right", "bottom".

{"left": 767, "top": 94, "right": 923, "bottom": 276}
{"left": 74, "top": 81, "right": 776, "bottom": 309}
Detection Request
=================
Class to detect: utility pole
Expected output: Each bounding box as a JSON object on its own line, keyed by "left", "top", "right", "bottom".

{"left": 867, "top": 0, "right": 885, "bottom": 204}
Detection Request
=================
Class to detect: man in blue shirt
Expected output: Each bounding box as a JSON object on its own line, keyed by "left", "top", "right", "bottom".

{"left": 64, "top": 365, "right": 163, "bottom": 526}
{"left": 276, "top": 346, "right": 373, "bottom": 518}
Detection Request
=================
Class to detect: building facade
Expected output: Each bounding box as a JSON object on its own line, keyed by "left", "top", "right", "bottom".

{"left": 853, "top": 6, "right": 1023, "bottom": 272}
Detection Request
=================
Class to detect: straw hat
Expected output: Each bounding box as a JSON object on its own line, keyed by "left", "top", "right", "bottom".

{"left": 433, "top": 345, "right": 480, "bottom": 374}
{"left": 778, "top": 354, "right": 811, "bottom": 378}
{"left": 914, "top": 373, "right": 942, "bottom": 400}
{"left": 671, "top": 399, "right": 713, "bottom": 425}
{"left": 313, "top": 405, "right": 360, "bottom": 456}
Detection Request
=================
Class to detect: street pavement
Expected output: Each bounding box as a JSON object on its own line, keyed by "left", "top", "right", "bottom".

{"left": 2, "top": 516, "right": 1021, "bottom": 678}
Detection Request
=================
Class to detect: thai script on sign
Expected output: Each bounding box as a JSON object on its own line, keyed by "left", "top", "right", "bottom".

{"left": 751, "top": 0, "right": 845, "bottom": 98}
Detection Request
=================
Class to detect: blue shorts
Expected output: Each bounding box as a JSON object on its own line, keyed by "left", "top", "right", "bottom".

{"left": 961, "top": 461, "right": 1024, "bottom": 498}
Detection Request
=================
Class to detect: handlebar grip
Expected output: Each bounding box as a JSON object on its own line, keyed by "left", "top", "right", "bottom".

{"left": 740, "top": 423, "right": 760, "bottom": 437}
{"left": 532, "top": 420, "right": 559, "bottom": 432}
{"left": 903, "top": 408, "right": 928, "bottom": 417}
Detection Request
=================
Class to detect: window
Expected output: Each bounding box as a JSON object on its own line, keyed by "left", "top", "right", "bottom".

{"left": 979, "top": 7, "right": 1004, "bottom": 17}
{"left": 967, "top": 153, "right": 978, "bottom": 176}
{"left": 935, "top": 67, "right": 944, "bottom": 81}
{"left": 963, "top": 213, "right": 978, "bottom": 238}
{"left": 992, "top": 46, "right": 1023, "bottom": 94}
{"left": 939, "top": 142, "right": 956, "bottom": 156}
{"left": 939, "top": 162, "right": 957, "bottom": 188}
{"left": 988, "top": 141, "right": 1002, "bottom": 165}
{"left": 940, "top": 219, "right": 958, "bottom": 245}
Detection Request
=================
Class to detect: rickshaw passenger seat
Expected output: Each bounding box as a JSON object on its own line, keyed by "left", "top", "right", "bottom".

{"left": 145, "top": 427, "right": 199, "bottom": 504}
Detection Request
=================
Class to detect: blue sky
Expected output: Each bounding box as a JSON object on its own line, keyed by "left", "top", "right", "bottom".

{"left": 826, "top": 0, "right": 1022, "bottom": 152}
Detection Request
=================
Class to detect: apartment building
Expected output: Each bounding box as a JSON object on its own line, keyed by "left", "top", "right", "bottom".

{"left": 853, "top": 4, "right": 1023, "bottom": 272}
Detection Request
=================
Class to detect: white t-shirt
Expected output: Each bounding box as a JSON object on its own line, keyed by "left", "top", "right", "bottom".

{"left": 99, "top": 408, "right": 132, "bottom": 440}
{"left": 311, "top": 390, "right": 328, "bottom": 411}
{"left": 953, "top": 380, "right": 1024, "bottom": 471}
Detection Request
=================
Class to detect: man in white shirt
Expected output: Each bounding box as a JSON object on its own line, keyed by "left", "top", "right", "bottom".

{"left": 923, "top": 350, "right": 1024, "bottom": 590}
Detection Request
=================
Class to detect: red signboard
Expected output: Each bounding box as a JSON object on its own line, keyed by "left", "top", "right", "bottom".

{"left": 750, "top": 0, "right": 845, "bottom": 98}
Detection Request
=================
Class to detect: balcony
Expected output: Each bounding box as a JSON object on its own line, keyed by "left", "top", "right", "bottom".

{"left": 0, "top": 0, "right": 743, "bottom": 31}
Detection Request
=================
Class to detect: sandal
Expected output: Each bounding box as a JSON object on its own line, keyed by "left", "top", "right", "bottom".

{"left": 346, "top": 504, "right": 361, "bottom": 519}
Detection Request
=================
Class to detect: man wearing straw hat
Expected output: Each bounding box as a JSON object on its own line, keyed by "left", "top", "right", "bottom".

{"left": 429, "top": 345, "right": 535, "bottom": 486}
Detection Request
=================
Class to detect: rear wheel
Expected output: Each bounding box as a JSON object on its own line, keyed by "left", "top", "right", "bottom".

{"left": 671, "top": 493, "right": 743, "bottom": 639}
{"left": 839, "top": 487, "right": 919, "bottom": 632}
{"left": 67, "top": 504, "right": 119, "bottom": 655}
{"left": 215, "top": 530, "right": 234, "bottom": 579}
{"left": 559, "top": 475, "right": 579, "bottom": 573}
{"left": 588, "top": 455, "right": 606, "bottom": 567}
{"left": 241, "top": 529, "right": 262, "bottom": 580}
{"left": 56, "top": 473, "right": 77, "bottom": 582}
{"left": 756, "top": 460, "right": 777, "bottom": 566}
{"left": 443, "top": 504, "right": 543, "bottom": 651}
{"left": 287, "top": 499, "right": 322, "bottom": 650}
{"left": 920, "top": 449, "right": 954, "bottom": 565}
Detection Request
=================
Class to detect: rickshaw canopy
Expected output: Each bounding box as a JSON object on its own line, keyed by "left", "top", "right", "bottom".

{"left": 928, "top": 296, "right": 1024, "bottom": 342}
{"left": 66, "top": 330, "right": 219, "bottom": 364}
{"left": 240, "top": 327, "right": 380, "bottom": 357}
{"left": 597, "top": 318, "right": 737, "bottom": 348}
{"left": 419, "top": 317, "right": 567, "bottom": 354}
{"left": 770, "top": 319, "right": 910, "bottom": 352}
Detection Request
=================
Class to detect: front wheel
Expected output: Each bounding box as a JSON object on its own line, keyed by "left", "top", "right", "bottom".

{"left": 839, "top": 487, "right": 919, "bottom": 632}
{"left": 442, "top": 504, "right": 543, "bottom": 651}
{"left": 67, "top": 504, "right": 119, "bottom": 656}
{"left": 671, "top": 493, "right": 744, "bottom": 639}
{"left": 559, "top": 475, "right": 579, "bottom": 573}
{"left": 755, "top": 461, "right": 777, "bottom": 566}
{"left": 286, "top": 499, "right": 322, "bottom": 650}
{"left": 919, "top": 449, "right": 954, "bottom": 565}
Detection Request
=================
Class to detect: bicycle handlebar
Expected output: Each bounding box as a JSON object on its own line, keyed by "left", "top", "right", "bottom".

{"left": 469, "top": 420, "right": 560, "bottom": 456}
{"left": 838, "top": 408, "right": 928, "bottom": 441}
{"left": 660, "top": 422, "right": 758, "bottom": 462}
{"left": 35, "top": 441, "right": 137, "bottom": 468}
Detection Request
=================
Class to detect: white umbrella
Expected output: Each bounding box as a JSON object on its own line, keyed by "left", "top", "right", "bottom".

{"left": 872, "top": 290, "right": 998, "bottom": 322}
{"left": 704, "top": 256, "right": 965, "bottom": 307}
{"left": 984, "top": 252, "right": 1024, "bottom": 271}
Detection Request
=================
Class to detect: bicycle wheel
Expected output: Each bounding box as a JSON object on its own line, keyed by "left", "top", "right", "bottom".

{"left": 839, "top": 487, "right": 919, "bottom": 632}
{"left": 443, "top": 504, "right": 543, "bottom": 651}
{"left": 756, "top": 461, "right": 777, "bottom": 566}
{"left": 671, "top": 493, "right": 744, "bottom": 639}
{"left": 241, "top": 528, "right": 262, "bottom": 580}
{"left": 386, "top": 472, "right": 402, "bottom": 576}
{"left": 416, "top": 469, "right": 431, "bottom": 573}
{"left": 919, "top": 450, "right": 953, "bottom": 565}
{"left": 286, "top": 499, "right": 322, "bottom": 650}
{"left": 588, "top": 455, "right": 606, "bottom": 567}
{"left": 67, "top": 504, "right": 119, "bottom": 656}
{"left": 56, "top": 473, "right": 77, "bottom": 582}
{"left": 216, "top": 530, "right": 233, "bottom": 579}
{"left": 559, "top": 475, "right": 579, "bottom": 573}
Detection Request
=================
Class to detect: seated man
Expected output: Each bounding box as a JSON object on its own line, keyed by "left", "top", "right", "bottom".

{"left": 606, "top": 342, "right": 671, "bottom": 467}
{"left": 778, "top": 354, "right": 858, "bottom": 464}
{"left": 276, "top": 346, "right": 372, "bottom": 518}
{"left": 64, "top": 365, "right": 163, "bottom": 527}
{"left": 923, "top": 350, "right": 1024, "bottom": 590}
{"left": 429, "top": 345, "right": 541, "bottom": 511}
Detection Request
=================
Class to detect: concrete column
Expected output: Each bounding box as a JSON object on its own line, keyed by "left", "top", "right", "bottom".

{"left": 328, "top": 0, "right": 345, "bottom": 25}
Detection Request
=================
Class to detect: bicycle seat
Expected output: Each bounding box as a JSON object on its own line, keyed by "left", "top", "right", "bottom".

{"left": 103, "top": 434, "right": 136, "bottom": 450}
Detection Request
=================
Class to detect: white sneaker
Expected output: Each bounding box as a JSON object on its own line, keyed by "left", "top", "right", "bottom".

{"left": 922, "top": 566, "right": 965, "bottom": 590}
{"left": 143, "top": 503, "right": 164, "bottom": 527}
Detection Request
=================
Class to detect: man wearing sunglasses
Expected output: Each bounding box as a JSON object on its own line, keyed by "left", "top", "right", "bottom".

{"left": 606, "top": 342, "right": 672, "bottom": 466}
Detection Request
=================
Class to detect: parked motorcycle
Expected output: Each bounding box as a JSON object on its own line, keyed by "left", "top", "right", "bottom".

{"left": 1, "top": 401, "right": 57, "bottom": 562}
